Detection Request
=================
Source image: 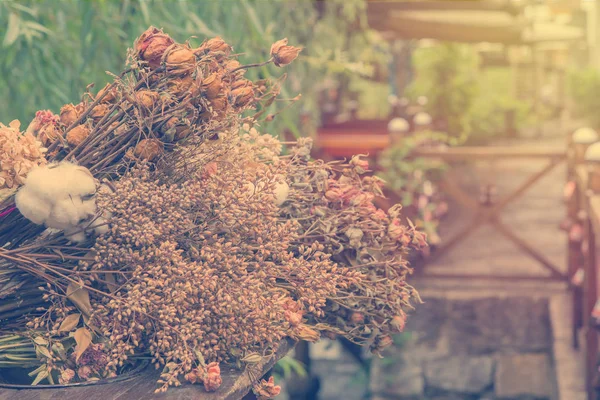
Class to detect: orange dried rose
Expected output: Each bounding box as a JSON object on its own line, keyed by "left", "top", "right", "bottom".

{"left": 270, "top": 38, "right": 302, "bottom": 67}
{"left": 135, "top": 90, "right": 160, "bottom": 110}
{"left": 96, "top": 83, "right": 118, "bottom": 103}
{"left": 197, "top": 36, "right": 231, "bottom": 56}
{"left": 134, "top": 139, "right": 164, "bottom": 161}
{"left": 66, "top": 125, "right": 90, "bottom": 147}
{"left": 89, "top": 103, "right": 110, "bottom": 123}
{"left": 203, "top": 74, "right": 222, "bottom": 99}
{"left": 134, "top": 26, "right": 174, "bottom": 69}
{"left": 60, "top": 104, "right": 79, "bottom": 127}
{"left": 38, "top": 124, "right": 63, "bottom": 146}
{"left": 164, "top": 44, "right": 195, "bottom": 75}
{"left": 231, "top": 86, "right": 254, "bottom": 107}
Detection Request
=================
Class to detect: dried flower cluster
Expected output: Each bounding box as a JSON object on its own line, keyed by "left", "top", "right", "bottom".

{"left": 0, "top": 120, "right": 47, "bottom": 190}
{"left": 0, "top": 26, "right": 420, "bottom": 399}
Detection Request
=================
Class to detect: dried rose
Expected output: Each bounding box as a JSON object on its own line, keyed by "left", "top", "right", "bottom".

{"left": 294, "top": 324, "right": 320, "bottom": 342}
{"left": 135, "top": 90, "right": 160, "bottom": 110}
{"left": 60, "top": 104, "right": 80, "bottom": 127}
{"left": 167, "top": 75, "right": 194, "bottom": 97}
{"left": 203, "top": 74, "right": 223, "bottom": 99}
{"left": 89, "top": 103, "right": 110, "bottom": 123}
{"left": 224, "top": 59, "right": 241, "bottom": 72}
{"left": 96, "top": 83, "right": 118, "bottom": 103}
{"left": 164, "top": 44, "right": 196, "bottom": 75}
{"left": 349, "top": 312, "right": 364, "bottom": 324}
{"left": 197, "top": 36, "right": 231, "bottom": 56}
{"left": 66, "top": 125, "right": 91, "bottom": 147}
{"left": 59, "top": 368, "right": 76, "bottom": 385}
{"left": 134, "top": 139, "right": 164, "bottom": 161}
{"left": 270, "top": 38, "right": 302, "bottom": 67}
{"left": 349, "top": 154, "right": 369, "bottom": 174}
{"left": 203, "top": 362, "right": 222, "bottom": 392}
{"left": 38, "top": 123, "right": 63, "bottom": 146}
{"left": 253, "top": 376, "right": 281, "bottom": 400}
{"left": 390, "top": 313, "right": 406, "bottom": 332}
{"left": 230, "top": 86, "right": 254, "bottom": 107}
{"left": 135, "top": 26, "right": 174, "bottom": 69}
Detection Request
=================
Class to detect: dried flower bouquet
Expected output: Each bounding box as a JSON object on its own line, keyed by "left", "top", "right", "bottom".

{"left": 0, "top": 27, "right": 423, "bottom": 397}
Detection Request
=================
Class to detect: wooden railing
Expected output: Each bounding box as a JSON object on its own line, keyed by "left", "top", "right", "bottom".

{"left": 568, "top": 141, "right": 600, "bottom": 400}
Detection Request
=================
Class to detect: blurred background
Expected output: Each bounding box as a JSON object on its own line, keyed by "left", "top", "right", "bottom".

{"left": 3, "top": 0, "right": 600, "bottom": 399}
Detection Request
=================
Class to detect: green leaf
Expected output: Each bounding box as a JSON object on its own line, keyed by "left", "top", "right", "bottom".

{"left": 3, "top": 12, "right": 20, "bottom": 47}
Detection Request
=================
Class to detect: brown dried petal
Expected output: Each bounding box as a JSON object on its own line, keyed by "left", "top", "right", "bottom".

{"left": 60, "top": 104, "right": 80, "bottom": 127}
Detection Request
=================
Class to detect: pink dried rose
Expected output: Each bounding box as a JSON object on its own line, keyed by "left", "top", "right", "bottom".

{"left": 349, "top": 154, "right": 369, "bottom": 174}
{"left": 203, "top": 362, "right": 222, "bottom": 392}
{"left": 59, "top": 368, "right": 76, "bottom": 385}
{"left": 253, "top": 376, "right": 282, "bottom": 399}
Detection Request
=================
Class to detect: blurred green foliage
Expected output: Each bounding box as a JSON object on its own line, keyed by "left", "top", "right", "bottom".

{"left": 0, "top": 0, "right": 386, "bottom": 136}
{"left": 406, "top": 43, "right": 531, "bottom": 143}
{"left": 568, "top": 67, "right": 600, "bottom": 129}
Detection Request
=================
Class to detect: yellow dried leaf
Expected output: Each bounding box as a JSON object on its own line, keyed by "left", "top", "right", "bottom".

{"left": 58, "top": 314, "right": 81, "bottom": 332}
{"left": 66, "top": 283, "right": 92, "bottom": 317}
{"left": 73, "top": 327, "right": 92, "bottom": 362}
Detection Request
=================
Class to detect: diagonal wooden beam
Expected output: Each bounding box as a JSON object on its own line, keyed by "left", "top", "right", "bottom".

{"left": 490, "top": 217, "right": 566, "bottom": 279}
{"left": 492, "top": 157, "right": 563, "bottom": 213}
{"left": 438, "top": 173, "right": 480, "bottom": 210}
{"left": 427, "top": 213, "right": 486, "bottom": 264}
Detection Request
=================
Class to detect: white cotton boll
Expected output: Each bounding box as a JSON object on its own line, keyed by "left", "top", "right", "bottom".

{"left": 47, "top": 198, "right": 84, "bottom": 229}
{"left": 80, "top": 199, "right": 97, "bottom": 217}
{"left": 92, "top": 216, "right": 109, "bottom": 235}
{"left": 274, "top": 180, "right": 289, "bottom": 206}
{"left": 22, "top": 162, "right": 96, "bottom": 201}
{"left": 64, "top": 229, "right": 87, "bottom": 243}
{"left": 23, "top": 164, "right": 65, "bottom": 202}
{"left": 60, "top": 164, "right": 96, "bottom": 197}
{"left": 15, "top": 187, "right": 52, "bottom": 225}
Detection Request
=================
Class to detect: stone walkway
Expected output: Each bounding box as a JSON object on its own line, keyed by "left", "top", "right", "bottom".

{"left": 302, "top": 136, "right": 587, "bottom": 400}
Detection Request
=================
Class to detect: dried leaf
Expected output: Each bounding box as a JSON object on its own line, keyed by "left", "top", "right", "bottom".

{"left": 58, "top": 313, "right": 81, "bottom": 332}
{"left": 33, "top": 336, "right": 48, "bottom": 346}
{"left": 73, "top": 327, "right": 92, "bottom": 362}
{"left": 66, "top": 283, "right": 92, "bottom": 317}
{"left": 31, "top": 369, "right": 48, "bottom": 386}
{"left": 36, "top": 346, "right": 52, "bottom": 359}
{"left": 104, "top": 273, "right": 118, "bottom": 293}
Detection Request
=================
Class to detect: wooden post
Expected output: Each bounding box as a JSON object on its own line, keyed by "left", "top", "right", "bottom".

{"left": 584, "top": 163, "right": 599, "bottom": 400}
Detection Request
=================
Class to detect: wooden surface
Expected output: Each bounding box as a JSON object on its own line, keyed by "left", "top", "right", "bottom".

{"left": 0, "top": 339, "right": 295, "bottom": 400}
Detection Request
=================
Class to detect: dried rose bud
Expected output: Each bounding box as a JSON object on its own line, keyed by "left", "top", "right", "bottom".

{"left": 349, "top": 154, "right": 369, "bottom": 174}
{"left": 134, "top": 139, "right": 164, "bottom": 161}
{"left": 60, "top": 104, "right": 80, "bottom": 127}
{"left": 285, "top": 310, "right": 303, "bottom": 327}
{"left": 59, "top": 368, "right": 76, "bottom": 385}
{"left": 270, "top": 38, "right": 302, "bottom": 67}
{"left": 38, "top": 123, "right": 63, "bottom": 146}
{"left": 198, "top": 36, "right": 231, "bottom": 56}
{"left": 77, "top": 365, "right": 92, "bottom": 380}
{"left": 185, "top": 369, "right": 200, "bottom": 384}
{"left": 203, "top": 362, "right": 222, "bottom": 392}
{"left": 109, "top": 121, "right": 128, "bottom": 136}
{"left": 224, "top": 59, "right": 241, "bottom": 72}
{"left": 167, "top": 75, "right": 194, "bottom": 97}
{"left": 135, "top": 90, "right": 160, "bottom": 110}
{"left": 164, "top": 44, "right": 196, "bottom": 75}
{"left": 390, "top": 313, "right": 406, "bottom": 332}
{"left": 135, "top": 26, "right": 174, "bottom": 69}
{"left": 253, "top": 376, "right": 281, "bottom": 400}
{"left": 96, "top": 83, "right": 117, "bottom": 103}
{"left": 231, "top": 86, "right": 254, "bottom": 107}
{"left": 349, "top": 312, "right": 364, "bottom": 324}
{"left": 89, "top": 103, "right": 110, "bottom": 123}
{"left": 202, "top": 162, "right": 218, "bottom": 179}
{"left": 209, "top": 96, "right": 228, "bottom": 113}
{"left": 294, "top": 324, "right": 320, "bottom": 342}
{"left": 203, "top": 74, "right": 223, "bottom": 99}
{"left": 377, "top": 335, "right": 394, "bottom": 349}
{"left": 66, "top": 125, "right": 90, "bottom": 147}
